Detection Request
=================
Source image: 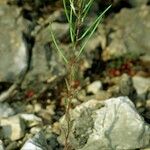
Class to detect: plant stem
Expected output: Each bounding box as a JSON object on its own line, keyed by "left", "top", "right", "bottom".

{"left": 56, "top": 1, "right": 111, "bottom": 149}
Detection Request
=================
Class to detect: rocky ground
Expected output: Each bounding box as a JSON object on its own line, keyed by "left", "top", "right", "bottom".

{"left": 0, "top": 0, "right": 150, "bottom": 150}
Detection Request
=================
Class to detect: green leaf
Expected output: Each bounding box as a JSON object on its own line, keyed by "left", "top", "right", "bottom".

{"left": 81, "top": 0, "right": 94, "bottom": 22}
{"left": 49, "top": 23, "right": 68, "bottom": 64}
{"left": 69, "top": 0, "right": 75, "bottom": 43}
{"left": 63, "top": 0, "right": 70, "bottom": 23}
{"left": 69, "top": 0, "right": 77, "bottom": 16}
{"left": 63, "top": 0, "right": 76, "bottom": 43}
{"left": 79, "top": 5, "right": 112, "bottom": 41}
{"left": 77, "top": 5, "right": 112, "bottom": 58}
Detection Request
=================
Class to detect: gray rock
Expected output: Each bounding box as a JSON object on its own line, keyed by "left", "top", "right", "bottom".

{"left": 58, "top": 97, "right": 150, "bottom": 150}
{"left": 21, "top": 131, "right": 52, "bottom": 150}
{"left": 128, "top": 0, "right": 149, "bottom": 7}
{"left": 22, "top": 22, "right": 68, "bottom": 89}
{"left": 0, "top": 102, "right": 15, "bottom": 117}
{"left": 5, "top": 141, "right": 20, "bottom": 150}
{"left": 141, "top": 148, "right": 150, "bottom": 150}
{"left": 0, "top": 115, "right": 26, "bottom": 141}
{"left": 107, "top": 74, "right": 136, "bottom": 100}
{"left": 119, "top": 74, "right": 136, "bottom": 100}
{"left": 102, "top": 6, "right": 150, "bottom": 61}
{"left": 0, "top": 4, "right": 27, "bottom": 82}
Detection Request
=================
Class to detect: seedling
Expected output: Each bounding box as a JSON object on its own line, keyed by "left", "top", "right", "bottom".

{"left": 50, "top": 0, "right": 111, "bottom": 149}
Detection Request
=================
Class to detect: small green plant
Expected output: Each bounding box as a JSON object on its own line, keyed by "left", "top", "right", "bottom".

{"left": 49, "top": 0, "right": 111, "bottom": 149}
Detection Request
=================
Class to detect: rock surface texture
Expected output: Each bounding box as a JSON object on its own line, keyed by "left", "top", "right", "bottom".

{"left": 0, "top": 115, "right": 25, "bottom": 141}
{"left": 0, "top": 4, "right": 27, "bottom": 82}
{"left": 0, "top": 102, "right": 15, "bottom": 117}
{"left": 102, "top": 6, "right": 150, "bottom": 61}
{"left": 59, "top": 97, "right": 150, "bottom": 150}
{"left": 0, "top": 140, "right": 4, "bottom": 150}
{"left": 21, "top": 131, "right": 51, "bottom": 150}
{"left": 133, "top": 76, "right": 150, "bottom": 99}
{"left": 128, "top": 0, "right": 149, "bottom": 7}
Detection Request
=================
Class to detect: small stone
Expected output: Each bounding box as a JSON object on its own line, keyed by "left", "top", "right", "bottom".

{"left": 0, "top": 115, "right": 25, "bottom": 141}
{"left": 107, "top": 74, "right": 136, "bottom": 100}
{"left": 77, "top": 89, "right": 86, "bottom": 102}
{"left": 6, "top": 141, "right": 19, "bottom": 150}
{"left": 146, "top": 99, "right": 150, "bottom": 108}
{"left": 0, "top": 140, "right": 4, "bottom": 150}
{"left": 133, "top": 76, "right": 150, "bottom": 99}
{"left": 25, "top": 104, "right": 34, "bottom": 113}
{"left": 30, "top": 127, "right": 41, "bottom": 134}
{"left": 21, "top": 131, "right": 51, "bottom": 150}
{"left": 87, "top": 81, "right": 102, "bottom": 94}
{"left": 52, "top": 122, "right": 61, "bottom": 135}
{"left": 136, "top": 99, "right": 146, "bottom": 108}
{"left": 0, "top": 102, "right": 15, "bottom": 118}
{"left": 119, "top": 74, "right": 136, "bottom": 100}
{"left": 38, "top": 103, "right": 55, "bottom": 123}
{"left": 46, "top": 104, "right": 55, "bottom": 116}
{"left": 20, "top": 114, "right": 42, "bottom": 128}
{"left": 34, "top": 103, "right": 42, "bottom": 113}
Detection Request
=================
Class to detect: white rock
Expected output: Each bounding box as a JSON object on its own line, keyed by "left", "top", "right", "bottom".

{"left": 87, "top": 81, "right": 102, "bottom": 94}
{"left": 0, "top": 4, "right": 27, "bottom": 82}
{"left": 0, "top": 140, "right": 4, "bottom": 150}
{"left": 133, "top": 76, "right": 150, "bottom": 97}
{"left": 58, "top": 96, "right": 150, "bottom": 150}
{"left": 0, "top": 115, "right": 25, "bottom": 141}
{"left": 141, "top": 148, "right": 150, "bottom": 150}
{"left": 20, "top": 114, "right": 42, "bottom": 128}
{"left": 21, "top": 131, "right": 51, "bottom": 150}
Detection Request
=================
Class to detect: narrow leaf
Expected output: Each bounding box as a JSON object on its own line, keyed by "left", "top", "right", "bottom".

{"left": 63, "top": 0, "right": 70, "bottom": 22}
{"left": 69, "top": 0, "right": 77, "bottom": 16}
{"left": 49, "top": 24, "right": 68, "bottom": 64}
{"left": 78, "top": 5, "right": 111, "bottom": 41}
{"left": 69, "top": 0, "right": 75, "bottom": 43}
{"left": 77, "top": 5, "right": 112, "bottom": 58}
{"left": 82, "top": 0, "right": 94, "bottom": 21}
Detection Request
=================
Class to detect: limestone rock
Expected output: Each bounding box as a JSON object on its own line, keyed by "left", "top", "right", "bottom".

{"left": 107, "top": 74, "right": 136, "bottom": 100}
{"left": 128, "top": 0, "right": 149, "bottom": 7}
{"left": 22, "top": 22, "right": 68, "bottom": 90}
{"left": 0, "top": 140, "right": 4, "bottom": 150}
{"left": 0, "top": 102, "right": 15, "bottom": 118}
{"left": 20, "top": 114, "right": 42, "bottom": 128}
{"left": 0, "top": 4, "right": 27, "bottom": 82}
{"left": 118, "top": 74, "right": 136, "bottom": 100}
{"left": 102, "top": 6, "right": 150, "bottom": 61}
{"left": 0, "top": 115, "right": 26, "bottom": 141}
{"left": 87, "top": 81, "right": 103, "bottom": 94}
{"left": 58, "top": 97, "right": 150, "bottom": 150}
{"left": 21, "top": 131, "right": 51, "bottom": 150}
{"left": 133, "top": 76, "right": 150, "bottom": 99}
